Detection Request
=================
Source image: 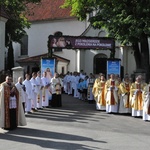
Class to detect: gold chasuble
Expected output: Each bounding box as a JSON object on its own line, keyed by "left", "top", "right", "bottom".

{"left": 92, "top": 78, "right": 106, "bottom": 106}
{"left": 130, "top": 82, "right": 147, "bottom": 110}
{"left": 148, "top": 87, "right": 150, "bottom": 114}
{"left": 105, "top": 79, "right": 119, "bottom": 105}
{"left": 99, "top": 81, "right": 106, "bottom": 106}
{"left": 119, "top": 82, "right": 131, "bottom": 108}
{"left": 110, "top": 80, "right": 115, "bottom": 105}
{"left": 143, "top": 85, "right": 150, "bottom": 114}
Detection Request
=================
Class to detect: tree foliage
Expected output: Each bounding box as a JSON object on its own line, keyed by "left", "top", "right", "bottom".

{"left": 1, "top": 0, "right": 41, "bottom": 45}
{"left": 62, "top": 0, "right": 150, "bottom": 81}
{"left": 62, "top": 0, "right": 150, "bottom": 44}
{"left": 0, "top": 0, "right": 41, "bottom": 71}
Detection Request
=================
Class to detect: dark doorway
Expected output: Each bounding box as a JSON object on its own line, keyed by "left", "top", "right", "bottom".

{"left": 94, "top": 58, "right": 107, "bottom": 76}
{"left": 32, "top": 67, "right": 40, "bottom": 73}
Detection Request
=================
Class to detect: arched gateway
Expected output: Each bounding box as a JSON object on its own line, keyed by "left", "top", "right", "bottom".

{"left": 47, "top": 35, "right": 118, "bottom": 76}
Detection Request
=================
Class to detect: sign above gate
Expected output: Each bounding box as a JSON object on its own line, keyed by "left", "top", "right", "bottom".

{"left": 48, "top": 35, "right": 115, "bottom": 50}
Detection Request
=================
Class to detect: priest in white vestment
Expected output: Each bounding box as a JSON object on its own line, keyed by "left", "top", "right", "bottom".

{"left": 15, "top": 77, "right": 26, "bottom": 112}
{"left": 51, "top": 73, "right": 63, "bottom": 107}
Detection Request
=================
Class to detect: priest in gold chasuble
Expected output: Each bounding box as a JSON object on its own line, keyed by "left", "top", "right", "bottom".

{"left": 105, "top": 74, "right": 120, "bottom": 113}
{"left": 130, "top": 76, "right": 147, "bottom": 117}
{"left": 142, "top": 81, "right": 150, "bottom": 121}
{"left": 92, "top": 74, "right": 106, "bottom": 110}
{"left": 118, "top": 75, "right": 132, "bottom": 114}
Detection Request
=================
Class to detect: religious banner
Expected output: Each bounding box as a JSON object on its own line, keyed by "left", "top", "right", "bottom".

{"left": 48, "top": 35, "right": 114, "bottom": 50}
{"left": 41, "top": 58, "right": 55, "bottom": 79}
{"left": 107, "top": 59, "right": 121, "bottom": 79}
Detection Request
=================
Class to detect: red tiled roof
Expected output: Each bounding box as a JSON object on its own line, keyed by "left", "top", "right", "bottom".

{"left": 16, "top": 53, "right": 70, "bottom": 63}
{"left": 26, "top": 0, "right": 73, "bottom": 22}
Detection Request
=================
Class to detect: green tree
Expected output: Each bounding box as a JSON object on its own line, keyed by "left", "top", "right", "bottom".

{"left": 62, "top": 0, "right": 150, "bottom": 81}
{"left": 0, "top": 0, "right": 41, "bottom": 71}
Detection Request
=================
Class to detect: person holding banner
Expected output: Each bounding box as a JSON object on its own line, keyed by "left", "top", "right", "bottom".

{"left": 36, "top": 71, "right": 43, "bottom": 109}
{"left": 41, "top": 71, "right": 50, "bottom": 107}
{"left": 105, "top": 73, "right": 120, "bottom": 113}
{"left": 92, "top": 73, "right": 106, "bottom": 110}
{"left": 142, "top": 80, "right": 150, "bottom": 121}
{"left": 130, "top": 75, "right": 147, "bottom": 117}
{"left": 51, "top": 73, "right": 63, "bottom": 107}
{"left": 118, "top": 75, "right": 132, "bottom": 114}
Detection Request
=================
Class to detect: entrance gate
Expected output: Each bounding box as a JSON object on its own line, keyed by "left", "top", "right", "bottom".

{"left": 48, "top": 35, "right": 116, "bottom": 75}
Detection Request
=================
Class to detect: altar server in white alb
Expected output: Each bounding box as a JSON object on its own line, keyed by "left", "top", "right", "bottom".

{"left": 36, "top": 71, "right": 43, "bottom": 109}
{"left": 71, "top": 72, "right": 78, "bottom": 98}
{"left": 41, "top": 71, "right": 50, "bottom": 107}
{"left": 118, "top": 75, "right": 132, "bottom": 114}
{"left": 87, "top": 73, "right": 95, "bottom": 103}
{"left": 130, "top": 75, "right": 147, "bottom": 117}
{"left": 63, "top": 73, "right": 68, "bottom": 94}
{"left": 15, "top": 77, "right": 26, "bottom": 112}
{"left": 23, "top": 74, "right": 33, "bottom": 114}
{"left": 30, "top": 72, "right": 38, "bottom": 111}
{"left": 142, "top": 80, "right": 150, "bottom": 121}
{"left": 105, "top": 74, "right": 119, "bottom": 113}
{"left": 66, "top": 72, "right": 72, "bottom": 95}
{"left": 51, "top": 73, "right": 63, "bottom": 107}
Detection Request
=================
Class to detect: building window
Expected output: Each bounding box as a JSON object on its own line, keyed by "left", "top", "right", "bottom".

{"left": 61, "top": 66, "right": 64, "bottom": 74}
{"left": 21, "top": 35, "right": 28, "bottom": 55}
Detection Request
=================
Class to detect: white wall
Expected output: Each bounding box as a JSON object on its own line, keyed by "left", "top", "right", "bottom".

{"left": 57, "top": 61, "right": 68, "bottom": 74}
{"left": 13, "top": 17, "right": 146, "bottom": 77}
{"left": 0, "top": 17, "right": 7, "bottom": 71}
{"left": 23, "top": 18, "right": 86, "bottom": 72}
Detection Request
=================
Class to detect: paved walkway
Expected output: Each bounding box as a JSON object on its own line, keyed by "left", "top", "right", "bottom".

{"left": 1, "top": 94, "right": 150, "bottom": 150}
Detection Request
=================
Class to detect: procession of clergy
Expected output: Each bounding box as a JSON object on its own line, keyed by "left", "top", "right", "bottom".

{"left": 63, "top": 71, "right": 150, "bottom": 122}
{"left": 1, "top": 70, "right": 150, "bottom": 131}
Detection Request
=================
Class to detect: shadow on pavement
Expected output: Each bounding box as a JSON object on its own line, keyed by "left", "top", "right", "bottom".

{"left": 0, "top": 127, "right": 108, "bottom": 150}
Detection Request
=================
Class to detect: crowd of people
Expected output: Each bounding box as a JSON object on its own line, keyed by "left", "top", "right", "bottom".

{"left": 0, "top": 71, "right": 63, "bottom": 130}
{"left": 62, "top": 71, "right": 150, "bottom": 122}
{"left": 92, "top": 73, "right": 150, "bottom": 121}
{"left": 0, "top": 69, "right": 150, "bottom": 130}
